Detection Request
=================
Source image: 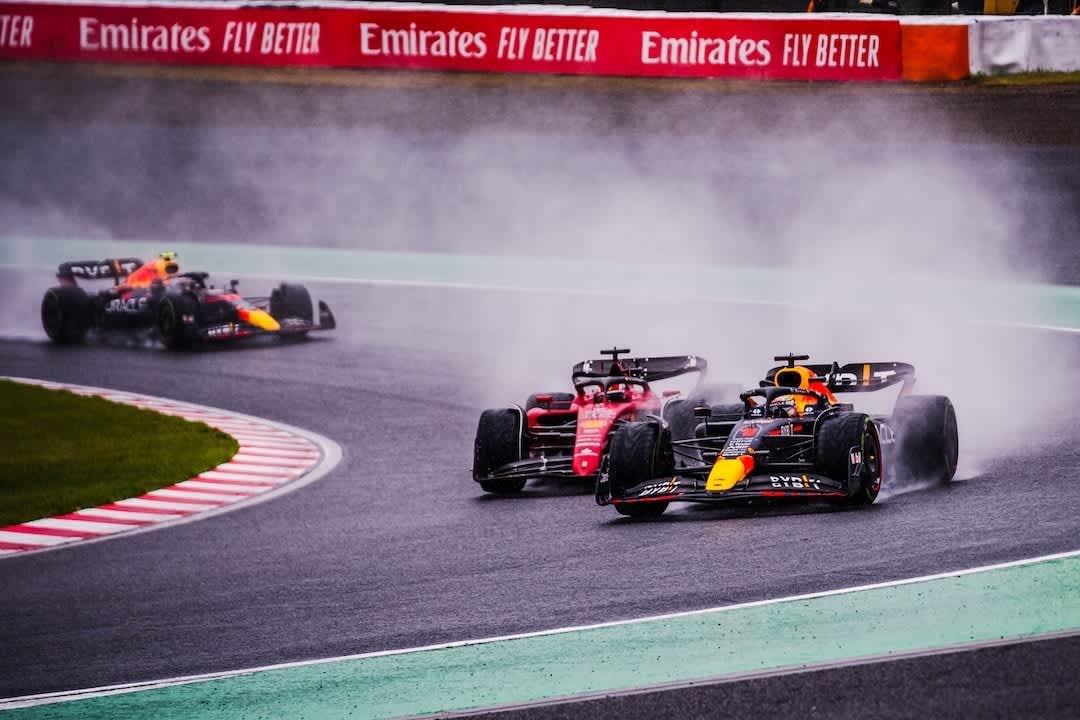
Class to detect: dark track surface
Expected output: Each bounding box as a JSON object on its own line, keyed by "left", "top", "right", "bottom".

{"left": 2, "top": 65, "right": 1079, "bottom": 716}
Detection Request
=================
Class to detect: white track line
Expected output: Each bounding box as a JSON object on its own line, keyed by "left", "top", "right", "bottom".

{"left": 3, "top": 548, "right": 1077, "bottom": 710}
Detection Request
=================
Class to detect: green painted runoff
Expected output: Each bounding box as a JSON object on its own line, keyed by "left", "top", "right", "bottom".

{"left": 2, "top": 237, "right": 1078, "bottom": 331}
{"left": 6, "top": 554, "right": 1079, "bottom": 719}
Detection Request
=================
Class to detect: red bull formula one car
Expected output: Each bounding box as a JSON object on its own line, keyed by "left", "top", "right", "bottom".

{"left": 472, "top": 348, "right": 738, "bottom": 494}
{"left": 596, "top": 353, "right": 959, "bottom": 518}
{"left": 40, "top": 253, "right": 335, "bottom": 349}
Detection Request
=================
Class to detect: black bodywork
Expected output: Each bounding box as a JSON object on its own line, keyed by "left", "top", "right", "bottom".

{"left": 598, "top": 355, "right": 958, "bottom": 517}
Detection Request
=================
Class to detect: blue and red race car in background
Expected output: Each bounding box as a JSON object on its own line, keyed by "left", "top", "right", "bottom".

{"left": 40, "top": 252, "right": 335, "bottom": 349}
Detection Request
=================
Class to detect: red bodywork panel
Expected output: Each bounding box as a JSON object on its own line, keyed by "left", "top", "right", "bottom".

{"left": 525, "top": 387, "right": 661, "bottom": 477}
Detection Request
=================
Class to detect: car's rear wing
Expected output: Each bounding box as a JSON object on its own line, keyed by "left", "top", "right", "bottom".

{"left": 573, "top": 355, "right": 707, "bottom": 384}
{"left": 57, "top": 258, "right": 143, "bottom": 286}
{"left": 762, "top": 362, "right": 916, "bottom": 394}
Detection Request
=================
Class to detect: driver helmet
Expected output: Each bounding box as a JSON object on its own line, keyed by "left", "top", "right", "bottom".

{"left": 159, "top": 251, "right": 179, "bottom": 275}
{"left": 768, "top": 398, "right": 798, "bottom": 418}
{"left": 771, "top": 365, "right": 818, "bottom": 417}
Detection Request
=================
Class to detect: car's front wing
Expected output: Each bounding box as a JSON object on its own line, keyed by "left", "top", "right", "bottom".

{"left": 607, "top": 469, "right": 848, "bottom": 508}
{"left": 475, "top": 456, "right": 586, "bottom": 483}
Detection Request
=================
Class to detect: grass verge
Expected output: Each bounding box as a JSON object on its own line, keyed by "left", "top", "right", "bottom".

{"left": 0, "top": 379, "right": 239, "bottom": 527}
{"left": 971, "top": 71, "right": 1080, "bottom": 87}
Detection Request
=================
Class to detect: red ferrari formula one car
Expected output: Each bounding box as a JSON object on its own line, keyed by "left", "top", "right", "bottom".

{"left": 596, "top": 353, "right": 959, "bottom": 518}
{"left": 472, "top": 348, "right": 738, "bottom": 495}
{"left": 40, "top": 252, "right": 335, "bottom": 349}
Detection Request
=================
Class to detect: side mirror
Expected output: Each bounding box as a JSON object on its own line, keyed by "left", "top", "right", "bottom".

{"left": 230, "top": 279, "right": 239, "bottom": 292}
{"left": 662, "top": 389, "right": 681, "bottom": 398}
{"left": 533, "top": 394, "right": 553, "bottom": 409}
{"left": 693, "top": 405, "right": 712, "bottom": 418}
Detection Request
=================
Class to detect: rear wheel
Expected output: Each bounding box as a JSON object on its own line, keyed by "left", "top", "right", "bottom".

{"left": 155, "top": 294, "right": 199, "bottom": 350}
{"left": 893, "top": 395, "right": 958, "bottom": 484}
{"left": 816, "top": 413, "right": 882, "bottom": 506}
{"left": 270, "top": 283, "right": 314, "bottom": 324}
{"left": 473, "top": 408, "right": 526, "bottom": 494}
{"left": 608, "top": 421, "right": 673, "bottom": 518}
{"left": 41, "top": 286, "right": 91, "bottom": 344}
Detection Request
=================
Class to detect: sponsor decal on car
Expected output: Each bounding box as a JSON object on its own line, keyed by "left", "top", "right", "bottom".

{"left": 770, "top": 474, "right": 821, "bottom": 490}
{"left": 723, "top": 437, "right": 754, "bottom": 457}
{"left": 106, "top": 296, "right": 149, "bottom": 314}
{"left": 637, "top": 478, "right": 679, "bottom": 497}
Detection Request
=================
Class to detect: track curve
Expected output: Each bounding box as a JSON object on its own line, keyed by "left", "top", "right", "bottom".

{"left": 1, "top": 66, "right": 1079, "bottom": 715}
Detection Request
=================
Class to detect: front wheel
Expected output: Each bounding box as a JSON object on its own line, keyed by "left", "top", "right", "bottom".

{"left": 270, "top": 283, "right": 314, "bottom": 324}
{"left": 608, "top": 421, "right": 673, "bottom": 518}
{"left": 893, "top": 395, "right": 958, "bottom": 485}
{"left": 816, "top": 413, "right": 882, "bottom": 506}
{"left": 473, "top": 408, "right": 526, "bottom": 495}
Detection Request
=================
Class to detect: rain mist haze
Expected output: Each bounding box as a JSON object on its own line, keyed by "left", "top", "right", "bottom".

{"left": 2, "top": 70, "right": 1078, "bottom": 477}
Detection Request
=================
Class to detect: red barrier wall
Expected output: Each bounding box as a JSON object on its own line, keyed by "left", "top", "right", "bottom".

{"left": 0, "top": 2, "right": 903, "bottom": 81}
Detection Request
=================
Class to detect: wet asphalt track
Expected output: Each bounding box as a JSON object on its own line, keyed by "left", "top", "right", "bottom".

{"left": 1, "top": 65, "right": 1080, "bottom": 717}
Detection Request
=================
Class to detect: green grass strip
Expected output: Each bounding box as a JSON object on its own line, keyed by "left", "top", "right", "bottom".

{"left": 971, "top": 71, "right": 1080, "bottom": 87}
{"left": 0, "top": 380, "right": 239, "bottom": 527}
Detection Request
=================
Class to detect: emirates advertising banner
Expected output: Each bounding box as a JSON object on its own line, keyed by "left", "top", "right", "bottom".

{"left": 0, "top": 2, "right": 902, "bottom": 81}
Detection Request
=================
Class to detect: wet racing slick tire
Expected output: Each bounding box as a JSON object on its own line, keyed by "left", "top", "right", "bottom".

{"left": 892, "top": 395, "right": 959, "bottom": 485}
{"left": 473, "top": 407, "right": 526, "bottom": 494}
{"left": 608, "top": 420, "right": 674, "bottom": 518}
{"left": 41, "top": 286, "right": 92, "bottom": 345}
{"left": 270, "top": 283, "right": 314, "bottom": 325}
{"left": 816, "top": 413, "right": 882, "bottom": 506}
{"left": 155, "top": 294, "right": 200, "bottom": 350}
{"left": 525, "top": 392, "right": 575, "bottom": 412}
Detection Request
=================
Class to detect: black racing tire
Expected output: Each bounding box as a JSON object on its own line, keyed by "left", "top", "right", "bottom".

{"left": 270, "top": 283, "right": 314, "bottom": 324}
{"left": 608, "top": 421, "right": 673, "bottom": 518}
{"left": 892, "top": 395, "right": 959, "bottom": 485}
{"left": 40, "top": 286, "right": 91, "bottom": 345}
{"left": 525, "top": 392, "right": 575, "bottom": 412}
{"left": 155, "top": 294, "right": 199, "bottom": 350}
{"left": 473, "top": 407, "right": 526, "bottom": 494}
{"left": 816, "top": 413, "right": 882, "bottom": 506}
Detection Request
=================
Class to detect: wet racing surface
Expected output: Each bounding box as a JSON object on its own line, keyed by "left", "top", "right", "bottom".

{"left": 1, "top": 65, "right": 1079, "bottom": 716}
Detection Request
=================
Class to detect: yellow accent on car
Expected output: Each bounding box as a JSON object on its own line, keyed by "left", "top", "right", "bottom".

{"left": 706, "top": 458, "right": 749, "bottom": 493}
{"left": 242, "top": 308, "right": 280, "bottom": 332}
